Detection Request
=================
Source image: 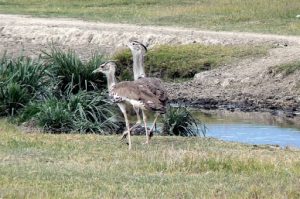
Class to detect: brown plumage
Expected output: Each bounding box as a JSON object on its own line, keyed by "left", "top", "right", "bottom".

{"left": 110, "top": 80, "right": 166, "bottom": 113}
{"left": 135, "top": 77, "right": 168, "bottom": 111}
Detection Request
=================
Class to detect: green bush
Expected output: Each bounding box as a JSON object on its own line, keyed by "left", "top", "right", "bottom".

{"left": 0, "top": 48, "right": 122, "bottom": 133}
{"left": 37, "top": 98, "right": 73, "bottom": 133}
{"left": 68, "top": 91, "right": 120, "bottom": 134}
{"left": 162, "top": 106, "right": 206, "bottom": 137}
{"left": 20, "top": 91, "right": 122, "bottom": 134}
{"left": 42, "top": 47, "right": 106, "bottom": 94}
{"left": 113, "top": 44, "right": 268, "bottom": 80}
{"left": 0, "top": 54, "right": 50, "bottom": 116}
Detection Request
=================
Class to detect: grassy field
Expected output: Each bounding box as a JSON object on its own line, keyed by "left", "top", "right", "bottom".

{"left": 0, "top": 0, "right": 299, "bottom": 35}
{"left": 0, "top": 120, "right": 300, "bottom": 198}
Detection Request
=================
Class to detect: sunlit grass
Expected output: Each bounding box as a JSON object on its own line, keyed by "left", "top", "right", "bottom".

{"left": 0, "top": 0, "right": 299, "bottom": 35}
{"left": 0, "top": 119, "right": 300, "bottom": 198}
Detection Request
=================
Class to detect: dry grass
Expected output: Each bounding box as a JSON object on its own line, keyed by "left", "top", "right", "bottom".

{"left": 276, "top": 60, "right": 300, "bottom": 75}
{"left": 0, "top": 119, "right": 300, "bottom": 198}
{"left": 0, "top": 0, "right": 299, "bottom": 35}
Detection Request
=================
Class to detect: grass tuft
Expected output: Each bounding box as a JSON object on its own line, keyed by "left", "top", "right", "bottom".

{"left": 42, "top": 47, "right": 106, "bottom": 94}
{"left": 0, "top": 54, "right": 50, "bottom": 116}
{"left": 162, "top": 106, "right": 206, "bottom": 137}
{"left": 276, "top": 60, "right": 300, "bottom": 75}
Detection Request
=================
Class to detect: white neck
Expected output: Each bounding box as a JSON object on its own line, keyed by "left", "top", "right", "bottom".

{"left": 132, "top": 51, "right": 146, "bottom": 80}
{"left": 106, "top": 72, "right": 117, "bottom": 90}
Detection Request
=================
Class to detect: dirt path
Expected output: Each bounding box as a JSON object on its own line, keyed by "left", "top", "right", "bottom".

{"left": 1, "top": 14, "right": 300, "bottom": 115}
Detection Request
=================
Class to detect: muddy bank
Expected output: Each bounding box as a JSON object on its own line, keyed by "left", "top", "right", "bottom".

{"left": 1, "top": 14, "right": 300, "bottom": 116}
{"left": 169, "top": 97, "right": 299, "bottom": 118}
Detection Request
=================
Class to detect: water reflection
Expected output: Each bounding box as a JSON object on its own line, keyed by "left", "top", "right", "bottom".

{"left": 192, "top": 109, "right": 300, "bottom": 148}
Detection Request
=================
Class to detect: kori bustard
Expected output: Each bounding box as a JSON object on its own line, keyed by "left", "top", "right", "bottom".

{"left": 127, "top": 40, "right": 168, "bottom": 143}
{"left": 93, "top": 61, "right": 166, "bottom": 149}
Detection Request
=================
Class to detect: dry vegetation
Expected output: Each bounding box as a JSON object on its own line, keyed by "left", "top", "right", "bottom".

{"left": 0, "top": 0, "right": 299, "bottom": 35}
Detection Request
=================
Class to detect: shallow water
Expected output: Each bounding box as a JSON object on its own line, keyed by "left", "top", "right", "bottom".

{"left": 193, "top": 110, "right": 300, "bottom": 148}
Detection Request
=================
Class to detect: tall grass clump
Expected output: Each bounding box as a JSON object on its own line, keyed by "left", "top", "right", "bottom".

{"left": 36, "top": 98, "right": 73, "bottom": 133}
{"left": 11, "top": 48, "right": 122, "bottom": 133}
{"left": 0, "top": 53, "right": 51, "bottom": 116}
{"left": 162, "top": 106, "right": 206, "bottom": 137}
{"left": 68, "top": 91, "right": 120, "bottom": 134}
{"left": 42, "top": 47, "right": 106, "bottom": 94}
{"left": 26, "top": 91, "right": 120, "bottom": 133}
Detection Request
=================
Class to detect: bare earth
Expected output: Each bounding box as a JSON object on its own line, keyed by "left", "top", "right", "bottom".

{"left": 1, "top": 14, "right": 300, "bottom": 116}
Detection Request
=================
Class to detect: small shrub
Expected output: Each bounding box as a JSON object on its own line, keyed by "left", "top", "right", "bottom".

{"left": 1, "top": 48, "right": 122, "bottom": 134}
{"left": 0, "top": 54, "right": 50, "bottom": 116}
{"left": 113, "top": 49, "right": 134, "bottom": 81}
{"left": 37, "top": 98, "right": 73, "bottom": 133}
{"left": 42, "top": 47, "right": 106, "bottom": 94}
{"left": 68, "top": 91, "right": 120, "bottom": 134}
{"left": 0, "top": 82, "right": 30, "bottom": 116}
{"left": 162, "top": 106, "right": 206, "bottom": 137}
{"left": 23, "top": 91, "right": 121, "bottom": 134}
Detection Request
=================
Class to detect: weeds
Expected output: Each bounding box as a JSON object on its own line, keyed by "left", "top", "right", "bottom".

{"left": 0, "top": 54, "right": 50, "bottom": 116}
{"left": 42, "top": 47, "right": 106, "bottom": 94}
{"left": 162, "top": 106, "right": 206, "bottom": 137}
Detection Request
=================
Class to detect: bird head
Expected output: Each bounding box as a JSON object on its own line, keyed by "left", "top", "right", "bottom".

{"left": 127, "top": 40, "right": 147, "bottom": 54}
{"left": 93, "top": 61, "right": 116, "bottom": 75}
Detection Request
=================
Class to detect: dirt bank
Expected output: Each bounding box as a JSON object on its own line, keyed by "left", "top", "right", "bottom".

{"left": 1, "top": 14, "right": 300, "bottom": 116}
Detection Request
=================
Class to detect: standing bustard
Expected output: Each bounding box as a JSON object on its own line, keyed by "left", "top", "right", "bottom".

{"left": 127, "top": 40, "right": 168, "bottom": 143}
{"left": 93, "top": 61, "right": 166, "bottom": 149}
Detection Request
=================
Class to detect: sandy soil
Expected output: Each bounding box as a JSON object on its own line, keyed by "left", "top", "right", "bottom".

{"left": 1, "top": 14, "right": 300, "bottom": 116}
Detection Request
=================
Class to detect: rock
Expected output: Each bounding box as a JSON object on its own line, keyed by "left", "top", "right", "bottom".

{"left": 221, "top": 78, "right": 235, "bottom": 87}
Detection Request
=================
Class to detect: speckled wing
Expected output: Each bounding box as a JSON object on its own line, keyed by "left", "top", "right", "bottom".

{"left": 135, "top": 77, "right": 168, "bottom": 106}
{"left": 110, "top": 81, "right": 166, "bottom": 113}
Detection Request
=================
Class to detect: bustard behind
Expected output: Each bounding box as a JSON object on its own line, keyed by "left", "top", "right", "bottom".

{"left": 127, "top": 40, "right": 168, "bottom": 143}
{"left": 93, "top": 61, "right": 166, "bottom": 149}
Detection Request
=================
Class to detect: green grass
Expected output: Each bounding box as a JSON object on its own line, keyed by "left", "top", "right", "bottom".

{"left": 0, "top": 119, "right": 300, "bottom": 198}
{"left": 0, "top": 0, "right": 299, "bottom": 35}
{"left": 114, "top": 44, "right": 269, "bottom": 80}
{"left": 276, "top": 60, "right": 300, "bottom": 75}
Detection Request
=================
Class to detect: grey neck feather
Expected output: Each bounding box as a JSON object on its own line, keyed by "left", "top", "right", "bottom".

{"left": 132, "top": 51, "right": 146, "bottom": 80}
{"left": 106, "top": 72, "right": 117, "bottom": 90}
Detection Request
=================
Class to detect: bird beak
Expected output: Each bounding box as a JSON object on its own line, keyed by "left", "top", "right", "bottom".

{"left": 92, "top": 67, "right": 102, "bottom": 74}
{"left": 93, "top": 63, "right": 106, "bottom": 73}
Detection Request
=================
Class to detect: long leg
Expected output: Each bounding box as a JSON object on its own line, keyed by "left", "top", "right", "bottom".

{"left": 121, "top": 106, "right": 142, "bottom": 140}
{"left": 117, "top": 103, "right": 132, "bottom": 150}
{"left": 133, "top": 107, "right": 141, "bottom": 125}
{"left": 148, "top": 113, "right": 160, "bottom": 139}
{"left": 141, "top": 110, "right": 149, "bottom": 144}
